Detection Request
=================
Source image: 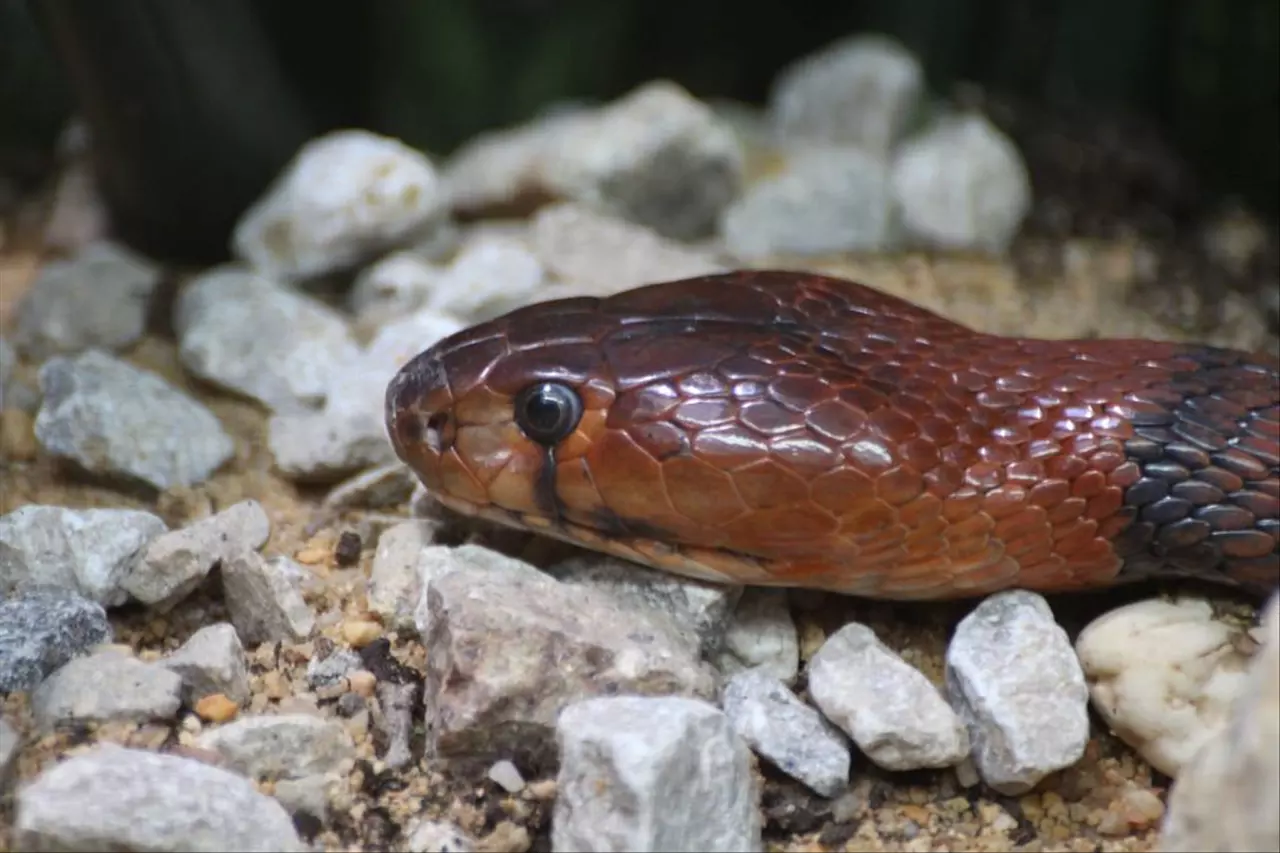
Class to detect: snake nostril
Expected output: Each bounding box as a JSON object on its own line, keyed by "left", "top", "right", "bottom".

{"left": 424, "top": 412, "right": 449, "bottom": 454}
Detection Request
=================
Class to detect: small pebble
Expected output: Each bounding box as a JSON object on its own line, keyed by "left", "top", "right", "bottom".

{"left": 341, "top": 619, "right": 383, "bottom": 648}
{"left": 487, "top": 759, "right": 526, "bottom": 793}
{"left": 347, "top": 669, "right": 377, "bottom": 697}
{"left": 195, "top": 694, "right": 240, "bottom": 723}
{"left": 334, "top": 531, "right": 362, "bottom": 566}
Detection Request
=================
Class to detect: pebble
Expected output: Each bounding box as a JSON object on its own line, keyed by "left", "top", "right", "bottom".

{"left": 160, "top": 622, "right": 250, "bottom": 705}
{"left": 1161, "top": 593, "right": 1279, "bottom": 852}
{"left": 31, "top": 648, "right": 183, "bottom": 730}
{"left": 405, "top": 818, "right": 476, "bottom": 853}
{"left": 553, "top": 695, "right": 762, "bottom": 853}
{"left": 768, "top": 33, "right": 924, "bottom": 156}
{"left": 195, "top": 693, "right": 240, "bottom": 723}
{"left": 195, "top": 713, "right": 355, "bottom": 780}
{"left": 348, "top": 250, "right": 440, "bottom": 329}
{"left": 306, "top": 647, "right": 363, "bottom": 690}
{"left": 944, "top": 590, "right": 1090, "bottom": 795}
{"left": 1076, "top": 596, "right": 1258, "bottom": 778}
{"left": 123, "top": 499, "right": 271, "bottom": 610}
{"left": 721, "top": 143, "right": 898, "bottom": 258}
{"left": 13, "top": 744, "right": 304, "bottom": 851}
{"left": 531, "top": 202, "right": 725, "bottom": 302}
{"left": 376, "top": 680, "right": 418, "bottom": 770}
{"left": 722, "top": 669, "right": 851, "bottom": 797}
{"left": 221, "top": 552, "right": 316, "bottom": 644}
{"left": 0, "top": 504, "right": 166, "bottom": 606}
{"left": 35, "top": 349, "right": 235, "bottom": 491}
{"left": 232, "top": 129, "right": 449, "bottom": 281}
{"left": 12, "top": 240, "right": 161, "bottom": 361}
{"left": 487, "top": 759, "right": 526, "bottom": 793}
{"left": 174, "top": 266, "right": 361, "bottom": 413}
{"left": 321, "top": 462, "right": 419, "bottom": 514}
{"left": 807, "top": 622, "right": 970, "bottom": 771}
{"left": 891, "top": 113, "right": 1031, "bottom": 252}
{"left": 273, "top": 774, "right": 331, "bottom": 824}
{"left": 715, "top": 588, "right": 800, "bottom": 684}
{"left": 0, "top": 334, "right": 15, "bottom": 408}
{"left": 421, "top": 552, "right": 717, "bottom": 765}
{"left": 368, "top": 519, "right": 436, "bottom": 631}
{"left": 543, "top": 81, "right": 745, "bottom": 241}
{"left": 0, "top": 586, "right": 112, "bottom": 693}
{"left": 421, "top": 232, "right": 546, "bottom": 323}
{"left": 341, "top": 618, "right": 382, "bottom": 648}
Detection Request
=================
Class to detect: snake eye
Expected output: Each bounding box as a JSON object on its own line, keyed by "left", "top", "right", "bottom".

{"left": 513, "top": 382, "right": 583, "bottom": 446}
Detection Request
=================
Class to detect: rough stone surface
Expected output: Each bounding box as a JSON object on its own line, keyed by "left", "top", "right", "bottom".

{"left": 13, "top": 744, "right": 304, "bottom": 852}
{"left": 715, "top": 588, "right": 800, "bottom": 684}
{"left": 420, "top": 232, "right": 546, "bottom": 323}
{"left": 0, "top": 716, "right": 19, "bottom": 781}
{"left": 221, "top": 552, "right": 316, "bottom": 644}
{"left": 807, "top": 622, "right": 969, "bottom": 771}
{"left": 160, "top": 622, "right": 250, "bottom": 705}
{"left": 405, "top": 819, "right": 476, "bottom": 853}
{"left": 194, "top": 713, "right": 356, "bottom": 780}
{"left": 368, "top": 520, "right": 435, "bottom": 632}
{"left": 349, "top": 250, "right": 440, "bottom": 329}
{"left": 0, "top": 504, "right": 166, "bottom": 606}
{"left": 553, "top": 695, "right": 763, "bottom": 853}
{"left": 31, "top": 649, "right": 183, "bottom": 730}
{"left": 0, "top": 586, "right": 112, "bottom": 693}
{"left": 945, "top": 590, "right": 1090, "bottom": 795}
{"left": 34, "top": 349, "right": 235, "bottom": 491}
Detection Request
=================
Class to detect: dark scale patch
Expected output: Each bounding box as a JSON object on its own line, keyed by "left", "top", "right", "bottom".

{"left": 1116, "top": 346, "right": 1280, "bottom": 596}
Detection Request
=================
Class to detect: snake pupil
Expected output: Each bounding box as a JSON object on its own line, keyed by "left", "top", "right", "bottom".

{"left": 514, "top": 382, "right": 583, "bottom": 445}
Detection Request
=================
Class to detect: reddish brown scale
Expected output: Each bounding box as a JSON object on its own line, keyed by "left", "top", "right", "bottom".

{"left": 386, "top": 271, "right": 1280, "bottom": 601}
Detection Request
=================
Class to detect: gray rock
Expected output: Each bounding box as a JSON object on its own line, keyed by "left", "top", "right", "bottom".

{"left": 544, "top": 81, "right": 745, "bottom": 241}
{"left": 553, "top": 695, "right": 762, "bottom": 853}
{"left": 368, "top": 520, "right": 436, "bottom": 632}
{"left": 891, "top": 114, "right": 1031, "bottom": 252}
{"left": 0, "top": 505, "right": 166, "bottom": 606}
{"left": 32, "top": 649, "right": 183, "bottom": 729}
{"left": 721, "top": 144, "right": 898, "bottom": 259}
{"left": 421, "top": 552, "right": 718, "bottom": 765}
{"left": 722, "top": 669, "right": 851, "bottom": 797}
{"left": 768, "top": 33, "right": 924, "bottom": 157}
{"left": 34, "top": 349, "right": 235, "bottom": 491}
{"left": 0, "top": 587, "right": 111, "bottom": 693}
{"left": 12, "top": 241, "right": 160, "bottom": 361}
{"left": 0, "top": 335, "right": 15, "bottom": 409}
{"left": 322, "top": 462, "right": 419, "bottom": 513}
{"left": 233, "top": 129, "right": 449, "bottom": 281}
{"left": 945, "top": 590, "right": 1090, "bottom": 795}
{"left": 306, "top": 648, "right": 363, "bottom": 690}
{"left": 412, "top": 543, "right": 549, "bottom": 639}
{"left": 175, "top": 266, "right": 361, "bottom": 413}
{"left": 194, "top": 714, "right": 355, "bottom": 780}
{"left": 122, "top": 500, "right": 270, "bottom": 610}
{"left": 807, "top": 622, "right": 969, "bottom": 771}
{"left": 406, "top": 819, "right": 476, "bottom": 853}
{"left": 160, "top": 622, "right": 250, "bottom": 705}
{"left": 715, "top": 588, "right": 799, "bottom": 684}
{"left": 272, "top": 774, "right": 331, "bottom": 824}
{"left": 13, "top": 744, "right": 304, "bottom": 852}
{"left": 0, "top": 716, "right": 18, "bottom": 782}
{"left": 377, "top": 680, "right": 418, "bottom": 770}
{"left": 221, "top": 552, "right": 316, "bottom": 644}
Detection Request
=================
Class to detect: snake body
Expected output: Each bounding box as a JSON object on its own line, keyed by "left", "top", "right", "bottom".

{"left": 386, "top": 271, "right": 1280, "bottom": 601}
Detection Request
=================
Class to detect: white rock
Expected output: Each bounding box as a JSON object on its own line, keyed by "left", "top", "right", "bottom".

{"left": 195, "top": 713, "right": 355, "bottom": 779}
{"left": 32, "top": 649, "right": 183, "bottom": 730}
{"left": 411, "top": 543, "right": 544, "bottom": 638}
{"left": 123, "top": 499, "right": 271, "bottom": 610}
{"left": 0, "top": 505, "right": 166, "bottom": 606}
{"left": 487, "top": 759, "right": 525, "bottom": 793}
{"left": 175, "top": 266, "right": 361, "bottom": 413}
{"left": 368, "top": 520, "right": 435, "bottom": 632}
{"left": 807, "top": 622, "right": 969, "bottom": 771}
{"left": 14, "top": 744, "right": 304, "bottom": 851}
{"left": 233, "top": 129, "right": 449, "bottom": 281}
{"left": 722, "top": 669, "right": 850, "bottom": 797}
{"left": 406, "top": 818, "right": 476, "bottom": 853}
{"left": 272, "top": 774, "right": 331, "bottom": 823}
{"left": 221, "top": 552, "right": 316, "bottom": 644}
{"left": 768, "top": 33, "right": 924, "bottom": 156}
{"left": 945, "top": 590, "right": 1089, "bottom": 795}
{"left": 35, "top": 350, "right": 235, "bottom": 491}
{"left": 306, "top": 648, "right": 363, "bottom": 690}
{"left": 1076, "top": 597, "right": 1258, "bottom": 777}
{"left": 349, "top": 250, "right": 440, "bottom": 329}
{"left": 423, "top": 233, "right": 545, "bottom": 323}
{"left": 716, "top": 588, "right": 799, "bottom": 684}
{"left": 553, "top": 695, "right": 762, "bottom": 852}
{"left": 891, "top": 113, "right": 1031, "bottom": 252}
{"left": 1160, "top": 594, "right": 1279, "bottom": 852}
{"left": 161, "top": 622, "right": 250, "bottom": 705}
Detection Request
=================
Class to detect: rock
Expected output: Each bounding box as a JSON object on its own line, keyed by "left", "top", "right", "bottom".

{"left": 233, "top": 129, "right": 449, "bottom": 281}
{"left": 12, "top": 241, "right": 160, "bottom": 361}
{"left": 376, "top": 680, "right": 418, "bottom": 770}
{"left": 0, "top": 504, "right": 166, "bottom": 606}
{"left": 945, "top": 590, "right": 1090, "bottom": 795}
{"left": 530, "top": 202, "right": 726, "bottom": 297}
{"left": 161, "top": 622, "right": 250, "bottom": 706}
{"left": 321, "top": 462, "right": 419, "bottom": 513}
{"left": 421, "top": 553, "right": 718, "bottom": 765}
{"left": 0, "top": 587, "right": 112, "bottom": 693}
{"left": 369, "top": 520, "right": 436, "bottom": 632}
{"left": 174, "top": 266, "right": 361, "bottom": 413}
{"left": 487, "top": 759, "right": 526, "bottom": 793}
{"left": 543, "top": 81, "right": 745, "bottom": 241}
{"left": 722, "top": 669, "right": 851, "bottom": 797}
{"left": 553, "top": 695, "right": 762, "bottom": 852}
{"left": 891, "top": 114, "right": 1031, "bottom": 252}
{"left": 1076, "top": 597, "right": 1259, "bottom": 778}
{"left": 421, "top": 232, "right": 546, "bottom": 323}
{"left": 0, "top": 335, "right": 14, "bottom": 409}
{"left": 768, "top": 33, "right": 924, "bottom": 157}
{"left": 412, "top": 543, "right": 549, "bottom": 638}
{"left": 122, "top": 500, "right": 270, "bottom": 610}
{"left": 221, "top": 552, "right": 316, "bottom": 644}
{"left": 194, "top": 713, "right": 355, "bottom": 780}
{"left": 306, "top": 647, "right": 363, "bottom": 691}
{"left": 13, "top": 744, "right": 304, "bottom": 851}
{"left": 272, "top": 774, "right": 331, "bottom": 824}
{"left": 35, "top": 349, "right": 235, "bottom": 491}
{"left": 40, "top": 158, "right": 108, "bottom": 252}
{"left": 715, "top": 588, "right": 799, "bottom": 684}
{"left": 1160, "top": 594, "right": 1279, "bottom": 852}
{"left": 721, "top": 144, "right": 898, "bottom": 258}
{"left": 31, "top": 649, "right": 183, "bottom": 729}
{"left": 807, "top": 622, "right": 969, "bottom": 772}
{"left": 349, "top": 251, "right": 439, "bottom": 329}
{"left": 0, "top": 716, "right": 19, "bottom": 782}
{"left": 546, "top": 554, "right": 741, "bottom": 658}
{"left": 406, "top": 818, "right": 476, "bottom": 853}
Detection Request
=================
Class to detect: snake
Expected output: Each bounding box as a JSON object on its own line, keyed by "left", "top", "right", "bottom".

{"left": 385, "top": 270, "right": 1280, "bottom": 601}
